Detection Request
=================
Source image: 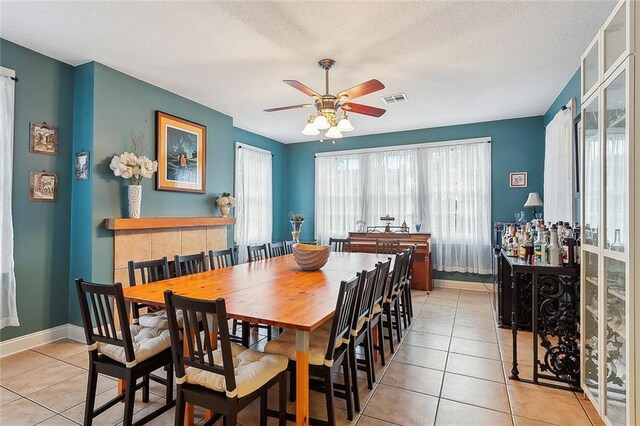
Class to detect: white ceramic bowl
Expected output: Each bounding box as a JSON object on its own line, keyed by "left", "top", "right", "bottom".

{"left": 292, "top": 243, "right": 330, "bottom": 271}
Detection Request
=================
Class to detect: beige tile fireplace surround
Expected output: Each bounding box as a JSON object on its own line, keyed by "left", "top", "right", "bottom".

{"left": 104, "top": 217, "right": 235, "bottom": 289}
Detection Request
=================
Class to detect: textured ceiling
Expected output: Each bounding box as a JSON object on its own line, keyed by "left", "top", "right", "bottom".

{"left": 0, "top": 1, "right": 615, "bottom": 143}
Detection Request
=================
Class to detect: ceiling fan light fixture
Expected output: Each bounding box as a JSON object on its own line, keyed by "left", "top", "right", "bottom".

{"left": 325, "top": 126, "right": 343, "bottom": 139}
{"left": 314, "top": 114, "right": 330, "bottom": 130}
{"left": 337, "top": 113, "right": 354, "bottom": 132}
{"left": 302, "top": 122, "right": 320, "bottom": 136}
{"left": 301, "top": 116, "right": 320, "bottom": 135}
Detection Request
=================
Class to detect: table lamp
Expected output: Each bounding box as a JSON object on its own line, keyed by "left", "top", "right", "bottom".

{"left": 524, "top": 192, "right": 543, "bottom": 219}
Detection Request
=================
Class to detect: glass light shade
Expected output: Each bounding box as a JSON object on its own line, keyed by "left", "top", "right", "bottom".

{"left": 301, "top": 122, "right": 319, "bottom": 136}
{"left": 325, "top": 126, "right": 343, "bottom": 139}
{"left": 313, "top": 114, "right": 330, "bottom": 130}
{"left": 337, "top": 116, "right": 354, "bottom": 132}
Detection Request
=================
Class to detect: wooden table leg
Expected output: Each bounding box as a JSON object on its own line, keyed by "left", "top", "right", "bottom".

{"left": 372, "top": 324, "right": 379, "bottom": 363}
{"left": 183, "top": 329, "right": 195, "bottom": 426}
{"left": 295, "top": 331, "right": 309, "bottom": 426}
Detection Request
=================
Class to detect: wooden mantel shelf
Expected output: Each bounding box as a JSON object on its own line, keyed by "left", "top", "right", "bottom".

{"left": 104, "top": 216, "right": 236, "bottom": 231}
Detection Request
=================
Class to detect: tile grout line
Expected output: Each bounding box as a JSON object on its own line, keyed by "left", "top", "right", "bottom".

{"left": 432, "top": 289, "right": 460, "bottom": 426}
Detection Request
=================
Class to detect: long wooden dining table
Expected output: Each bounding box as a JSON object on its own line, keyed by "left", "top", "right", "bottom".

{"left": 122, "top": 251, "right": 391, "bottom": 426}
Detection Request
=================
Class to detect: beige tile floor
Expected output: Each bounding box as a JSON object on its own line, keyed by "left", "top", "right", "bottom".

{"left": 0, "top": 288, "right": 604, "bottom": 425}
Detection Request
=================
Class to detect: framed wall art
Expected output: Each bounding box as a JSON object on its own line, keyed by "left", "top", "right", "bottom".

{"left": 156, "top": 111, "right": 206, "bottom": 193}
{"left": 30, "top": 122, "right": 58, "bottom": 155}
{"left": 29, "top": 171, "right": 58, "bottom": 202}
{"left": 509, "top": 172, "right": 528, "bottom": 188}
{"left": 75, "top": 150, "right": 90, "bottom": 180}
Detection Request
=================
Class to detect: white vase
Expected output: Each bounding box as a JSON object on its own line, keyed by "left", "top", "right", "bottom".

{"left": 128, "top": 185, "right": 142, "bottom": 218}
{"left": 219, "top": 205, "right": 230, "bottom": 217}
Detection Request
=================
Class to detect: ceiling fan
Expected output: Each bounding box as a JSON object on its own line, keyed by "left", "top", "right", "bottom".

{"left": 264, "top": 59, "right": 386, "bottom": 140}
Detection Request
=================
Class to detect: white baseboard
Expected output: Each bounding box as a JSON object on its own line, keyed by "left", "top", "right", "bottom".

{"left": 0, "top": 324, "right": 69, "bottom": 357}
{"left": 433, "top": 279, "right": 492, "bottom": 292}
{"left": 66, "top": 324, "right": 85, "bottom": 343}
{"left": 0, "top": 323, "right": 86, "bottom": 358}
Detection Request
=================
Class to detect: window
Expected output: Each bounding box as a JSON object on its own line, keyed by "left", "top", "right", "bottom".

{"left": 315, "top": 139, "right": 492, "bottom": 274}
{"left": 234, "top": 143, "right": 272, "bottom": 263}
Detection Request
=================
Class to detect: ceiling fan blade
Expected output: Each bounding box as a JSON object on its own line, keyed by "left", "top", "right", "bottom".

{"left": 283, "top": 80, "right": 322, "bottom": 98}
{"left": 337, "top": 79, "right": 385, "bottom": 100}
{"left": 263, "top": 104, "right": 314, "bottom": 112}
{"left": 341, "top": 102, "right": 386, "bottom": 117}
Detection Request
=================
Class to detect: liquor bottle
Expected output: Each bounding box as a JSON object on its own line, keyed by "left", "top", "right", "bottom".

{"left": 561, "top": 225, "right": 572, "bottom": 265}
{"left": 611, "top": 229, "right": 624, "bottom": 252}
{"left": 562, "top": 225, "right": 577, "bottom": 267}
{"left": 534, "top": 229, "right": 544, "bottom": 263}
{"left": 548, "top": 225, "right": 562, "bottom": 266}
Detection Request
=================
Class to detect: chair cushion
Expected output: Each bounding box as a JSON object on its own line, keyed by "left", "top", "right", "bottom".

{"left": 97, "top": 325, "right": 171, "bottom": 367}
{"left": 372, "top": 304, "right": 382, "bottom": 315}
{"left": 138, "top": 309, "right": 200, "bottom": 329}
{"left": 184, "top": 342, "right": 288, "bottom": 398}
{"left": 263, "top": 329, "right": 343, "bottom": 367}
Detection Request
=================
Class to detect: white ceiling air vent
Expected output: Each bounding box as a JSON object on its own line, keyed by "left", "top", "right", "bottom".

{"left": 381, "top": 93, "right": 408, "bottom": 105}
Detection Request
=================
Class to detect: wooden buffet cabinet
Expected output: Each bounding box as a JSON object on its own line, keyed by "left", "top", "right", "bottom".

{"left": 347, "top": 232, "right": 432, "bottom": 291}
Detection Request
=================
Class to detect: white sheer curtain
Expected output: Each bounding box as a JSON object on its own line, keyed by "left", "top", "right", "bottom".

{"left": 315, "top": 154, "right": 364, "bottom": 244}
{"left": 1, "top": 69, "right": 19, "bottom": 328}
{"left": 544, "top": 102, "right": 575, "bottom": 223}
{"left": 315, "top": 140, "right": 492, "bottom": 274}
{"left": 234, "top": 143, "right": 272, "bottom": 263}
{"left": 418, "top": 143, "right": 492, "bottom": 274}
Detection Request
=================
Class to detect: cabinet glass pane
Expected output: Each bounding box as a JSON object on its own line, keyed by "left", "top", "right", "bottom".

{"left": 584, "top": 40, "right": 599, "bottom": 95}
{"left": 583, "top": 96, "right": 600, "bottom": 246}
{"left": 604, "top": 71, "right": 627, "bottom": 252}
{"left": 604, "top": 5, "right": 626, "bottom": 73}
{"left": 605, "top": 257, "right": 626, "bottom": 425}
{"left": 583, "top": 251, "right": 599, "bottom": 400}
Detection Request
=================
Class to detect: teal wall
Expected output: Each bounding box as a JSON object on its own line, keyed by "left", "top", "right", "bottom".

{"left": 544, "top": 68, "right": 581, "bottom": 126}
{"left": 0, "top": 40, "right": 74, "bottom": 341}
{"left": 68, "top": 62, "right": 95, "bottom": 324}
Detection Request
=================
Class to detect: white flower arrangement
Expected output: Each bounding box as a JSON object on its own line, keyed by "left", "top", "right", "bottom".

{"left": 216, "top": 192, "right": 236, "bottom": 207}
{"left": 109, "top": 151, "right": 158, "bottom": 185}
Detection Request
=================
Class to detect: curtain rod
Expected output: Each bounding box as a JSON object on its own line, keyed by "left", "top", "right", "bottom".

{"left": 314, "top": 136, "right": 491, "bottom": 158}
{"left": 0, "top": 74, "right": 18, "bottom": 83}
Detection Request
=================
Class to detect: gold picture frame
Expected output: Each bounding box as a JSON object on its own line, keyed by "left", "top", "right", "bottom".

{"left": 156, "top": 111, "right": 206, "bottom": 193}
{"left": 30, "top": 122, "right": 58, "bottom": 155}
{"left": 29, "top": 171, "right": 58, "bottom": 202}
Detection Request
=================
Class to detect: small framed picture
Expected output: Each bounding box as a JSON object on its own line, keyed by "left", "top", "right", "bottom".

{"left": 30, "top": 122, "right": 58, "bottom": 155}
{"left": 510, "top": 172, "right": 528, "bottom": 188}
{"left": 29, "top": 171, "right": 58, "bottom": 202}
{"left": 75, "top": 151, "right": 90, "bottom": 180}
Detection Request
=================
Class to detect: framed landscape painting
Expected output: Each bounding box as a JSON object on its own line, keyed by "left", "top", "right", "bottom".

{"left": 156, "top": 111, "right": 206, "bottom": 193}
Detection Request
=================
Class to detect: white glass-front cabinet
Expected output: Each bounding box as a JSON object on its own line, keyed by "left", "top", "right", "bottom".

{"left": 580, "top": 1, "right": 636, "bottom": 425}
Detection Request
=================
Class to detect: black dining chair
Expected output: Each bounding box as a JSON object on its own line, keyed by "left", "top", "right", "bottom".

{"left": 348, "top": 267, "right": 378, "bottom": 411}
{"left": 264, "top": 274, "right": 361, "bottom": 423}
{"left": 208, "top": 247, "right": 237, "bottom": 270}
{"left": 269, "top": 241, "right": 286, "bottom": 258}
{"left": 329, "top": 237, "right": 351, "bottom": 253}
{"left": 174, "top": 251, "right": 208, "bottom": 276}
{"left": 164, "top": 290, "right": 288, "bottom": 426}
{"left": 75, "top": 279, "right": 174, "bottom": 426}
{"left": 247, "top": 244, "right": 270, "bottom": 262}
{"left": 369, "top": 258, "right": 392, "bottom": 366}
{"left": 283, "top": 240, "right": 296, "bottom": 254}
{"left": 127, "top": 257, "right": 170, "bottom": 326}
{"left": 376, "top": 239, "right": 400, "bottom": 255}
{"left": 382, "top": 250, "right": 407, "bottom": 353}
